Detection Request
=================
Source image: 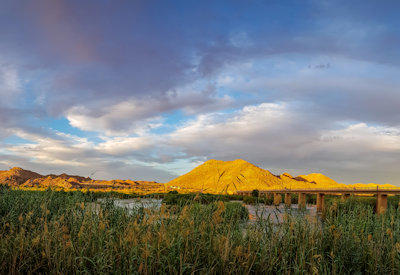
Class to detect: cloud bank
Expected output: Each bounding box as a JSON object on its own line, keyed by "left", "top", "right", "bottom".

{"left": 1, "top": 0, "right": 400, "bottom": 184}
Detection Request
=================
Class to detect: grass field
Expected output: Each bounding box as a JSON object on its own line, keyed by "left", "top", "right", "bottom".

{"left": 1, "top": 187, "right": 400, "bottom": 273}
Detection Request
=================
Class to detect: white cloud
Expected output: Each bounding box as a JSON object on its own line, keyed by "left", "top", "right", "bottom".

{"left": 166, "top": 102, "right": 400, "bottom": 184}
{"left": 96, "top": 136, "right": 154, "bottom": 155}
{"left": 65, "top": 82, "right": 233, "bottom": 136}
{"left": 1, "top": 127, "right": 173, "bottom": 181}
{"left": 3, "top": 101, "right": 400, "bottom": 185}
{"left": 66, "top": 102, "right": 164, "bottom": 136}
{"left": 320, "top": 123, "right": 400, "bottom": 152}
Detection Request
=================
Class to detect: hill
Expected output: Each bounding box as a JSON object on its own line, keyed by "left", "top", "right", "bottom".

{"left": 166, "top": 159, "right": 328, "bottom": 194}
{"left": 1, "top": 161, "right": 397, "bottom": 194}
{"left": 296, "top": 173, "right": 339, "bottom": 187}
{"left": 166, "top": 159, "right": 400, "bottom": 194}
{"left": 0, "top": 167, "right": 164, "bottom": 193}
{"left": 0, "top": 167, "right": 42, "bottom": 186}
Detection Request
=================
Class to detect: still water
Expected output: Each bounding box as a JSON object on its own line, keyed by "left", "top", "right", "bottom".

{"left": 242, "top": 202, "right": 317, "bottom": 223}
{"left": 102, "top": 198, "right": 317, "bottom": 223}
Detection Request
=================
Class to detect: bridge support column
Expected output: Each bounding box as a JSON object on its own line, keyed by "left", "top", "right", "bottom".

{"left": 298, "top": 193, "right": 306, "bottom": 210}
{"left": 284, "top": 193, "right": 291, "bottom": 207}
{"left": 316, "top": 193, "right": 325, "bottom": 213}
{"left": 376, "top": 194, "right": 388, "bottom": 215}
{"left": 273, "top": 193, "right": 282, "bottom": 206}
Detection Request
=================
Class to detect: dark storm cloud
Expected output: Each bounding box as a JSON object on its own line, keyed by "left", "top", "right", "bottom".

{"left": 1, "top": 0, "right": 398, "bottom": 118}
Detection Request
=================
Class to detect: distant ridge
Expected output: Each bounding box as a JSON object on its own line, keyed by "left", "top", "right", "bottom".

{"left": 296, "top": 173, "right": 339, "bottom": 186}
{"left": 0, "top": 167, "right": 164, "bottom": 193}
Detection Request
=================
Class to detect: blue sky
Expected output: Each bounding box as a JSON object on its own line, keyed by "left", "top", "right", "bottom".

{"left": 1, "top": 0, "right": 400, "bottom": 185}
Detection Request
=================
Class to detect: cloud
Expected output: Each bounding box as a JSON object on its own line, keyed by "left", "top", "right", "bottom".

{"left": 0, "top": 0, "right": 400, "bottom": 185}
{"left": 65, "top": 84, "right": 233, "bottom": 135}
{"left": 3, "top": 100, "right": 400, "bottom": 185}
{"left": 0, "top": 65, "right": 20, "bottom": 97}
{"left": 0, "top": 127, "right": 174, "bottom": 181}
{"left": 2, "top": 0, "right": 398, "bottom": 119}
{"left": 167, "top": 103, "right": 400, "bottom": 185}
{"left": 215, "top": 55, "right": 400, "bottom": 126}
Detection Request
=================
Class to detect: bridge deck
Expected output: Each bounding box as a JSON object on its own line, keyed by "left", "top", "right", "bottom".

{"left": 237, "top": 188, "right": 400, "bottom": 195}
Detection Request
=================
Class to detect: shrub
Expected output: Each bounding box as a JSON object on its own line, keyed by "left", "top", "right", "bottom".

{"left": 251, "top": 189, "right": 259, "bottom": 197}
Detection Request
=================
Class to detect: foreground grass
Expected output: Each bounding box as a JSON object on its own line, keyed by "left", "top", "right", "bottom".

{"left": 1, "top": 189, "right": 400, "bottom": 273}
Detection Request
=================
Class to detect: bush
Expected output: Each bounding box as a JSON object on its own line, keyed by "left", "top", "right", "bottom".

{"left": 243, "top": 195, "right": 273, "bottom": 205}
{"left": 251, "top": 189, "right": 259, "bottom": 197}
{"left": 162, "top": 193, "right": 229, "bottom": 206}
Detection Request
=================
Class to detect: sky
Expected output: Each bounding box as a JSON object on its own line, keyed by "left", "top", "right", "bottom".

{"left": 1, "top": 0, "right": 400, "bottom": 185}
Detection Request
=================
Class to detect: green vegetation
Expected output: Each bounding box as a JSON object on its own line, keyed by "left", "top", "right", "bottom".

{"left": 242, "top": 193, "right": 317, "bottom": 205}
{"left": 162, "top": 192, "right": 242, "bottom": 206}
{"left": 251, "top": 189, "right": 259, "bottom": 197}
{"left": 243, "top": 195, "right": 273, "bottom": 205}
{"left": 1, "top": 189, "right": 400, "bottom": 273}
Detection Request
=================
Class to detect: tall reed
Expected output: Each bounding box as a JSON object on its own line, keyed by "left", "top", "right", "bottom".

{"left": 0, "top": 189, "right": 399, "bottom": 273}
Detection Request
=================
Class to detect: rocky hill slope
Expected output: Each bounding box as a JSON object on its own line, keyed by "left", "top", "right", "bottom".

{"left": 166, "top": 159, "right": 397, "bottom": 194}
{"left": 0, "top": 167, "right": 164, "bottom": 193}
{"left": 166, "top": 159, "right": 337, "bottom": 194}
{"left": 1, "top": 160, "right": 396, "bottom": 194}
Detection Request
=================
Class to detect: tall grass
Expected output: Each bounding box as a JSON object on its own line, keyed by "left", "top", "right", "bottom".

{"left": 1, "top": 189, "right": 400, "bottom": 273}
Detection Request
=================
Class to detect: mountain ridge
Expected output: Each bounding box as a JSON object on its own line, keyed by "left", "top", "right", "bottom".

{"left": 1, "top": 160, "right": 397, "bottom": 194}
{"left": 167, "top": 159, "right": 328, "bottom": 194}
{"left": 0, "top": 167, "right": 164, "bottom": 193}
{"left": 166, "top": 159, "right": 397, "bottom": 194}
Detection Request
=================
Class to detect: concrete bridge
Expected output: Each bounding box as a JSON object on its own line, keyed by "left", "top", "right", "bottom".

{"left": 236, "top": 188, "right": 400, "bottom": 214}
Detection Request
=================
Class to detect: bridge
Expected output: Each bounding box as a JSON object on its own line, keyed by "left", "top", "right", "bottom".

{"left": 236, "top": 187, "right": 400, "bottom": 214}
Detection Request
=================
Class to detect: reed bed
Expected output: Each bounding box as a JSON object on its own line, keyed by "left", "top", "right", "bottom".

{"left": 0, "top": 188, "right": 400, "bottom": 274}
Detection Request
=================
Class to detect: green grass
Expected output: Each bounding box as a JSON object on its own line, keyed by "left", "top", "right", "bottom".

{"left": 1, "top": 189, "right": 400, "bottom": 273}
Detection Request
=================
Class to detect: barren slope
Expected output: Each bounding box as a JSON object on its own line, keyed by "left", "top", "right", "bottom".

{"left": 167, "top": 159, "right": 320, "bottom": 194}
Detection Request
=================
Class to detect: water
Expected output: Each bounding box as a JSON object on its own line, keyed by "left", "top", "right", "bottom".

{"left": 243, "top": 203, "right": 317, "bottom": 223}
{"left": 104, "top": 198, "right": 318, "bottom": 223}
{"left": 98, "top": 197, "right": 163, "bottom": 211}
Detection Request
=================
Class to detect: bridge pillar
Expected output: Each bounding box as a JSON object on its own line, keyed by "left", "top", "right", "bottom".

{"left": 273, "top": 193, "right": 282, "bottom": 206}
{"left": 376, "top": 194, "right": 388, "bottom": 215}
{"left": 284, "top": 193, "right": 291, "bottom": 207}
{"left": 316, "top": 193, "right": 325, "bottom": 213}
{"left": 298, "top": 193, "right": 306, "bottom": 210}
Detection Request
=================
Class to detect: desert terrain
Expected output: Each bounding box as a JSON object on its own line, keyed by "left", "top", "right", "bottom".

{"left": 1, "top": 159, "right": 396, "bottom": 194}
